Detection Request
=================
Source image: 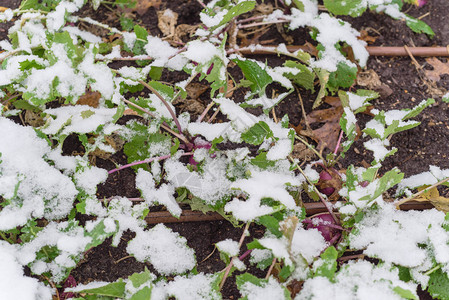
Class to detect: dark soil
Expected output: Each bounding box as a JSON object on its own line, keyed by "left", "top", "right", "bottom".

{"left": 1, "top": 0, "right": 448, "bottom": 299}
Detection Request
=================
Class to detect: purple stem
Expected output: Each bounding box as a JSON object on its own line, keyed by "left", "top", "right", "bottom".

{"left": 108, "top": 152, "right": 193, "bottom": 174}
{"left": 333, "top": 130, "right": 344, "bottom": 155}
{"left": 239, "top": 249, "right": 253, "bottom": 261}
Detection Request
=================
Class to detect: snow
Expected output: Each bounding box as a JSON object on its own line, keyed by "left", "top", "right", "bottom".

{"left": 42, "top": 105, "right": 118, "bottom": 135}
{"left": 183, "top": 40, "right": 222, "bottom": 64}
{"left": 216, "top": 239, "right": 240, "bottom": 257}
{"left": 350, "top": 204, "right": 449, "bottom": 275}
{"left": 297, "top": 260, "right": 417, "bottom": 300}
{"left": 0, "top": 246, "right": 52, "bottom": 300}
{"left": 363, "top": 138, "right": 394, "bottom": 162}
{"left": 291, "top": 227, "right": 328, "bottom": 264}
{"left": 127, "top": 224, "right": 196, "bottom": 275}
{"left": 224, "top": 170, "right": 301, "bottom": 221}
{"left": 0, "top": 117, "right": 78, "bottom": 230}
{"left": 240, "top": 276, "right": 288, "bottom": 300}
{"left": 145, "top": 36, "right": 187, "bottom": 70}
{"left": 135, "top": 169, "right": 181, "bottom": 217}
{"left": 163, "top": 273, "right": 221, "bottom": 300}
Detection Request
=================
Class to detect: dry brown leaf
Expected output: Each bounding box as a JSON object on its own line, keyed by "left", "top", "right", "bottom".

{"left": 0, "top": 7, "right": 9, "bottom": 12}
{"left": 255, "top": 3, "right": 273, "bottom": 14}
{"left": 219, "top": 80, "right": 235, "bottom": 98}
{"left": 291, "top": 142, "right": 315, "bottom": 163}
{"left": 357, "top": 69, "right": 393, "bottom": 98}
{"left": 25, "top": 110, "right": 45, "bottom": 127}
{"left": 414, "top": 186, "right": 449, "bottom": 212}
{"left": 135, "top": 0, "right": 162, "bottom": 16}
{"left": 186, "top": 83, "right": 208, "bottom": 99}
{"left": 158, "top": 9, "right": 178, "bottom": 37}
{"left": 425, "top": 57, "right": 449, "bottom": 82}
{"left": 123, "top": 108, "right": 139, "bottom": 116}
{"left": 76, "top": 91, "right": 101, "bottom": 108}
{"left": 358, "top": 29, "right": 378, "bottom": 44}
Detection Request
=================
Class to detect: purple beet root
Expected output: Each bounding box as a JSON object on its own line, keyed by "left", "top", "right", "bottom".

{"left": 60, "top": 275, "right": 77, "bottom": 300}
{"left": 305, "top": 213, "right": 338, "bottom": 242}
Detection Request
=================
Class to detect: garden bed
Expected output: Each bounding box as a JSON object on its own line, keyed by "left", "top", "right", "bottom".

{"left": 1, "top": 0, "right": 449, "bottom": 299}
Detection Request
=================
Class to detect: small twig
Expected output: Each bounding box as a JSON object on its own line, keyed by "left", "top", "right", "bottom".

{"left": 207, "top": 108, "right": 220, "bottom": 123}
{"left": 197, "top": 102, "right": 215, "bottom": 122}
{"left": 265, "top": 257, "right": 277, "bottom": 280}
{"left": 238, "top": 19, "right": 289, "bottom": 29}
{"left": 418, "top": 12, "right": 430, "bottom": 20}
{"left": 395, "top": 177, "right": 449, "bottom": 208}
{"left": 41, "top": 275, "right": 60, "bottom": 300}
{"left": 337, "top": 253, "right": 365, "bottom": 262}
{"left": 200, "top": 246, "right": 217, "bottom": 263}
{"left": 114, "top": 255, "right": 133, "bottom": 264}
{"left": 219, "top": 222, "right": 251, "bottom": 290}
{"left": 404, "top": 45, "right": 422, "bottom": 70}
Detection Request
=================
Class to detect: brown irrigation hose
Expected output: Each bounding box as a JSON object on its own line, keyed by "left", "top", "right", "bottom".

{"left": 145, "top": 201, "right": 435, "bottom": 224}
{"left": 237, "top": 45, "right": 449, "bottom": 57}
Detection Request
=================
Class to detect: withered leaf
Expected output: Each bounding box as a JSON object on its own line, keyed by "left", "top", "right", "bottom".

{"left": 425, "top": 57, "right": 449, "bottom": 82}
{"left": 414, "top": 186, "right": 449, "bottom": 212}
{"left": 76, "top": 91, "right": 101, "bottom": 108}
{"left": 136, "top": 0, "right": 162, "bottom": 16}
{"left": 186, "top": 82, "right": 208, "bottom": 99}
{"left": 157, "top": 9, "right": 178, "bottom": 37}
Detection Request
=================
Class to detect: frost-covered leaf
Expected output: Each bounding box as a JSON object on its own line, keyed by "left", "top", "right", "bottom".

{"left": 74, "top": 280, "right": 126, "bottom": 298}
{"left": 327, "top": 61, "right": 358, "bottom": 92}
{"left": 241, "top": 121, "right": 273, "bottom": 145}
{"left": 236, "top": 273, "right": 291, "bottom": 300}
{"left": 428, "top": 268, "right": 449, "bottom": 300}
{"left": 313, "top": 246, "right": 338, "bottom": 281}
{"left": 215, "top": 1, "right": 256, "bottom": 29}
{"left": 324, "top": 0, "right": 366, "bottom": 17}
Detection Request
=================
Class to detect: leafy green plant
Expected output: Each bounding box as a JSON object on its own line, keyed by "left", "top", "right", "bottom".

{"left": 0, "top": 0, "right": 447, "bottom": 299}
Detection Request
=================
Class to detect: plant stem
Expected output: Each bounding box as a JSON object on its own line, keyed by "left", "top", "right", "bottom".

{"left": 138, "top": 80, "right": 184, "bottom": 136}
{"left": 289, "top": 156, "right": 340, "bottom": 225}
{"left": 395, "top": 176, "right": 449, "bottom": 208}
{"left": 302, "top": 218, "right": 348, "bottom": 232}
{"left": 108, "top": 152, "right": 193, "bottom": 174}
{"left": 265, "top": 257, "right": 277, "bottom": 280}
{"left": 122, "top": 99, "right": 190, "bottom": 145}
{"left": 334, "top": 130, "right": 344, "bottom": 155}
{"left": 239, "top": 249, "right": 252, "bottom": 260}
{"left": 424, "top": 264, "right": 441, "bottom": 276}
{"left": 219, "top": 222, "right": 251, "bottom": 290}
{"left": 238, "top": 19, "right": 289, "bottom": 29}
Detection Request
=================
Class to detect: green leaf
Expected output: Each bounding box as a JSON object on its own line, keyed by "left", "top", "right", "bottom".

{"left": 327, "top": 61, "right": 358, "bottom": 92}
{"left": 236, "top": 273, "right": 263, "bottom": 290}
{"left": 129, "top": 286, "right": 152, "bottom": 300}
{"left": 323, "top": 0, "right": 366, "bottom": 17}
{"left": 234, "top": 58, "right": 273, "bottom": 96}
{"left": 397, "top": 265, "right": 412, "bottom": 282}
{"left": 120, "top": 16, "right": 135, "bottom": 32}
{"left": 313, "top": 68, "right": 329, "bottom": 108}
{"left": 241, "top": 121, "right": 273, "bottom": 145}
{"left": 148, "top": 81, "right": 174, "bottom": 99}
{"left": 405, "top": 15, "right": 435, "bottom": 37}
{"left": 256, "top": 215, "right": 282, "bottom": 238}
{"left": 149, "top": 66, "right": 163, "bottom": 81}
{"left": 84, "top": 219, "right": 116, "bottom": 250}
{"left": 314, "top": 246, "right": 338, "bottom": 281}
{"left": 393, "top": 286, "right": 418, "bottom": 300}
{"left": 76, "top": 280, "right": 126, "bottom": 298}
{"left": 251, "top": 152, "right": 276, "bottom": 169}
{"left": 129, "top": 268, "right": 152, "bottom": 288}
{"left": 283, "top": 60, "right": 315, "bottom": 91}
{"left": 19, "top": 0, "right": 38, "bottom": 10}
{"left": 80, "top": 110, "right": 95, "bottom": 119}
{"left": 215, "top": 1, "right": 256, "bottom": 29}
{"left": 403, "top": 98, "right": 435, "bottom": 120}
{"left": 360, "top": 168, "right": 404, "bottom": 202}
{"left": 428, "top": 268, "right": 449, "bottom": 300}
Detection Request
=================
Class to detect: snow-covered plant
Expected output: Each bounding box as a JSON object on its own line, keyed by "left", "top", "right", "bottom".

{"left": 0, "top": 0, "right": 447, "bottom": 299}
